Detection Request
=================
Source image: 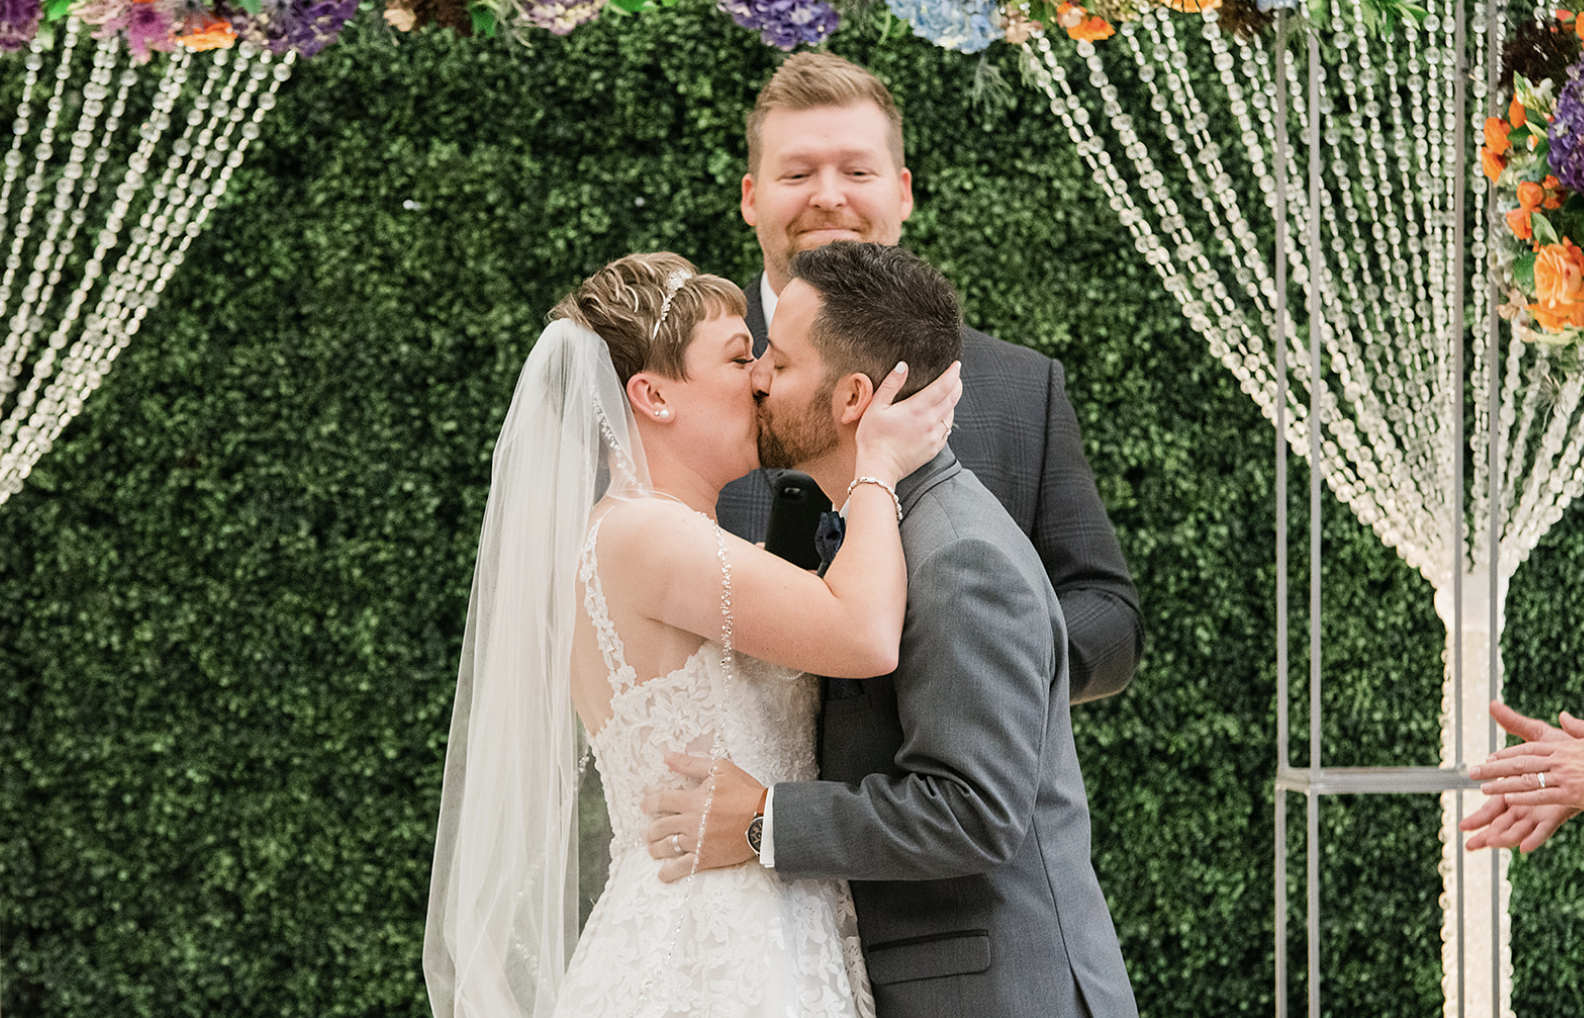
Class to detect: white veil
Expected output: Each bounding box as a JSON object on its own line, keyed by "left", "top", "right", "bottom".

{"left": 424, "top": 318, "right": 649, "bottom": 1018}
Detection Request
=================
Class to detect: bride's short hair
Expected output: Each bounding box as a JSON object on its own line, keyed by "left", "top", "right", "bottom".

{"left": 551, "top": 252, "right": 746, "bottom": 385}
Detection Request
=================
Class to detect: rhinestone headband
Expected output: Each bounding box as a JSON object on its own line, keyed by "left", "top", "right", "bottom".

{"left": 650, "top": 269, "right": 694, "bottom": 340}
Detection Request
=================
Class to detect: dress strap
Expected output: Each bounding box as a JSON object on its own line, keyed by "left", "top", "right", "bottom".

{"left": 579, "top": 515, "right": 638, "bottom": 694}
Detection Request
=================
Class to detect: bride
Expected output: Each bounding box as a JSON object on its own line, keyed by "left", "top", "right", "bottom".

{"left": 423, "top": 252, "right": 961, "bottom": 1018}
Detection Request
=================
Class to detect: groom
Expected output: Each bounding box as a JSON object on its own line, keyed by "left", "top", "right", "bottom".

{"left": 645, "top": 242, "right": 1138, "bottom": 1018}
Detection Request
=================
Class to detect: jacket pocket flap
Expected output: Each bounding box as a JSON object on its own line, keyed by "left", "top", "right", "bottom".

{"left": 865, "top": 930, "right": 991, "bottom": 985}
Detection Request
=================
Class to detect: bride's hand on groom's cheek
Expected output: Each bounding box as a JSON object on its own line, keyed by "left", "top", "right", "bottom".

{"left": 641, "top": 752, "right": 764, "bottom": 883}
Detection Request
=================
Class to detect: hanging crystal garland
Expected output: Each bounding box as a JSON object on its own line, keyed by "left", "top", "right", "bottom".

{"left": 0, "top": 21, "right": 294, "bottom": 504}
{"left": 1019, "top": 2, "right": 1584, "bottom": 1014}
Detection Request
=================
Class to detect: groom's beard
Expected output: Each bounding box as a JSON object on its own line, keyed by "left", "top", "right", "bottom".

{"left": 756, "top": 386, "right": 838, "bottom": 470}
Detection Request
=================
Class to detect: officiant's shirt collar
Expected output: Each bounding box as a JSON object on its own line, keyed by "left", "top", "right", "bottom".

{"left": 760, "top": 272, "right": 780, "bottom": 328}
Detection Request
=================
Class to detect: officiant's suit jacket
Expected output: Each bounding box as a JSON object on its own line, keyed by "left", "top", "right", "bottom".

{"left": 716, "top": 275, "right": 1143, "bottom": 703}
{"left": 772, "top": 448, "right": 1138, "bottom": 1018}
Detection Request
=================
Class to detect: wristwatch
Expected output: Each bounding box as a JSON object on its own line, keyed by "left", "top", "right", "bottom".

{"left": 745, "top": 786, "right": 769, "bottom": 856}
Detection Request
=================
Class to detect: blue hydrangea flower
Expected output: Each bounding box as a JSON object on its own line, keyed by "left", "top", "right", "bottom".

{"left": 716, "top": 0, "right": 838, "bottom": 50}
{"left": 885, "top": 0, "right": 998, "bottom": 54}
{"left": 1551, "top": 57, "right": 1584, "bottom": 192}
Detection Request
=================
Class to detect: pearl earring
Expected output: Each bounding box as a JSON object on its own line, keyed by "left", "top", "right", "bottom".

{"left": 655, "top": 409, "right": 671, "bottom": 420}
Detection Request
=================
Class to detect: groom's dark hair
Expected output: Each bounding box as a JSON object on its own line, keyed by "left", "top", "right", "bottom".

{"left": 788, "top": 242, "right": 962, "bottom": 400}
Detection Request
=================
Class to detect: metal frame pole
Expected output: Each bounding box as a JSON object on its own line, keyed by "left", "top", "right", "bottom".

{"left": 1305, "top": 25, "right": 1323, "bottom": 1018}
{"left": 1273, "top": 12, "right": 1291, "bottom": 1016}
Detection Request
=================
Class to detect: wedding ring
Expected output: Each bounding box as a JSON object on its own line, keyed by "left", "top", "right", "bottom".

{"left": 670, "top": 833, "right": 684, "bottom": 856}
{"left": 1539, "top": 772, "right": 1548, "bottom": 790}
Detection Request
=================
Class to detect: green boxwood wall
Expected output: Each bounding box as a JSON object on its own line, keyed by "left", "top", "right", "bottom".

{"left": 1, "top": 8, "right": 1580, "bottom": 1016}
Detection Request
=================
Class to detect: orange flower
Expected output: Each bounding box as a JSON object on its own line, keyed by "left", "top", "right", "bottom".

{"left": 1056, "top": 2, "right": 1113, "bottom": 40}
{"left": 1484, "top": 117, "right": 1512, "bottom": 155}
{"left": 1481, "top": 146, "right": 1508, "bottom": 184}
{"left": 1518, "top": 181, "right": 1547, "bottom": 210}
{"left": 1070, "top": 15, "right": 1113, "bottom": 40}
{"left": 1542, "top": 175, "right": 1565, "bottom": 209}
{"left": 1530, "top": 239, "right": 1584, "bottom": 332}
{"left": 175, "top": 14, "right": 236, "bottom": 51}
{"left": 1530, "top": 300, "right": 1584, "bottom": 331}
{"left": 1508, "top": 207, "right": 1535, "bottom": 241}
{"left": 1510, "top": 95, "right": 1528, "bottom": 129}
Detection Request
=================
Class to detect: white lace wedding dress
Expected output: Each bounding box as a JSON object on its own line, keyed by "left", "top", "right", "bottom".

{"left": 554, "top": 516, "right": 874, "bottom": 1018}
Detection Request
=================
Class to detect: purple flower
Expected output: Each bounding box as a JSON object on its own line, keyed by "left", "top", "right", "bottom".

{"left": 127, "top": 0, "right": 176, "bottom": 62}
{"left": 716, "top": 0, "right": 838, "bottom": 50}
{"left": 228, "top": 0, "right": 354, "bottom": 56}
{"left": 283, "top": 0, "right": 356, "bottom": 55}
{"left": 1550, "top": 55, "right": 1584, "bottom": 192}
{"left": 0, "top": 0, "right": 41, "bottom": 51}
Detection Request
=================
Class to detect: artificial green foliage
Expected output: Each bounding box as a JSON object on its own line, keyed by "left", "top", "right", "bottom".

{"left": 1, "top": 8, "right": 1580, "bottom": 1017}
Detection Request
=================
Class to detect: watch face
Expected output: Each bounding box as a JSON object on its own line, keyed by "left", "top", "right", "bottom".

{"left": 746, "top": 816, "right": 764, "bottom": 855}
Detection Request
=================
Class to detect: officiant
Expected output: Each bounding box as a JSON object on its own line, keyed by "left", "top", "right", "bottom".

{"left": 713, "top": 51, "right": 1142, "bottom": 703}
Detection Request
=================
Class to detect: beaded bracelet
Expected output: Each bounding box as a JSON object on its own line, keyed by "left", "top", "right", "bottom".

{"left": 845, "top": 476, "right": 903, "bottom": 521}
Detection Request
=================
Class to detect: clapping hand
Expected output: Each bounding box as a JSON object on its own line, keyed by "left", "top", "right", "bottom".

{"left": 1460, "top": 701, "right": 1584, "bottom": 853}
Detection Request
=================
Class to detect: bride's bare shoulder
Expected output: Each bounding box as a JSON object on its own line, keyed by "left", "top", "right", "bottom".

{"left": 593, "top": 499, "right": 716, "bottom": 564}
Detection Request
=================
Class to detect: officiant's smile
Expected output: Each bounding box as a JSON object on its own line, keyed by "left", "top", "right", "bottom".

{"left": 742, "top": 100, "right": 915, "bottom": 294}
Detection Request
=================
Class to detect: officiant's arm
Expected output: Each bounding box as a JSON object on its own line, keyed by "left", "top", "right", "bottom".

{"left": 1035, "top": 356, "right": 1143, "bottom": 703}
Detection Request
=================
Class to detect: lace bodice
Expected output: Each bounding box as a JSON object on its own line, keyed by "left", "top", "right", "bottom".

{"left": 578, "top": 514, "right": 820, "bottom": 851}
{"left": 556, "top": 512, "right": 872, "bottom": 1018}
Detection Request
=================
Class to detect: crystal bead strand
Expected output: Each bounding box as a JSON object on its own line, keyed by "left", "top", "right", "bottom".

{"left": 1499, "top": 343, "right": 1555, "bottom": 528}
{"left": 0, "top": 42, "right": 48, "bottom": 403}
{"left": 1235, "top": 27, "right": 1327, "bottom": 446}
{"left": 1117, "top": 12, "right": 1284, "bottom": 412}
{"left": 1148, "top": 12, "right": 1294, "bottom": 388}
{"left": 1135, "top": 10, "right": 1276, "bottom": 390}
{"left": 1467, "top": 7, "right": 1499, "bottom": 542}
{"left": 0, "top": 20, "right": 81, "bottom": 394}
{"left": 21, "top": 46, "right": 290, "bottom": 488}
{"left": 1333, "top": 0, "right": 1440, "bottom": 522}
{"left": 1029, "top": 31, "right": 1274, "bottom": 413}
{"left": 1033, "top": 22, "right": 1393, "bottom": 532}
{"left": 0, "top": 39, "right": 191, "bottom": 491}
{"left": 0, "top": 31, "right": 295, "bottom": 503}
{"left": 1505, "top": 358, "right": 1584, "bottom": 561}
{"left": 1228, "top": 18, "right": 1415, "bottom": 534}
{"left": 1025, "top": 28, "right": 1385, "bottom": 537}
{"left": 0, "top": 31, "right": 126, "bottom": 432}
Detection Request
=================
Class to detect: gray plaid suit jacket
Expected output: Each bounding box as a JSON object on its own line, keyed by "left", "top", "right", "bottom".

{"left": 772, "top": 449, "right": 1139, "bottom": 1018}
{"left": 717, "top": 274, "right": 1143, "bottom": 702}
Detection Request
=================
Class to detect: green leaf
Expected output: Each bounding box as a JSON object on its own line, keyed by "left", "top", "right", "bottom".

{"left": 1533, "top": 211, "right": 1561, "bottom": 247}
{"left": 235, "top": 0, "right": 263, "bottom": 14}
{"left": 1513, "top": 251, "right": 1537, "bottom": 293}
{"left": 43, "top": 0, "right": 72, "bottom": 21}
{"left": 469, "top": 4, "right": 498, "bottom": 35}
